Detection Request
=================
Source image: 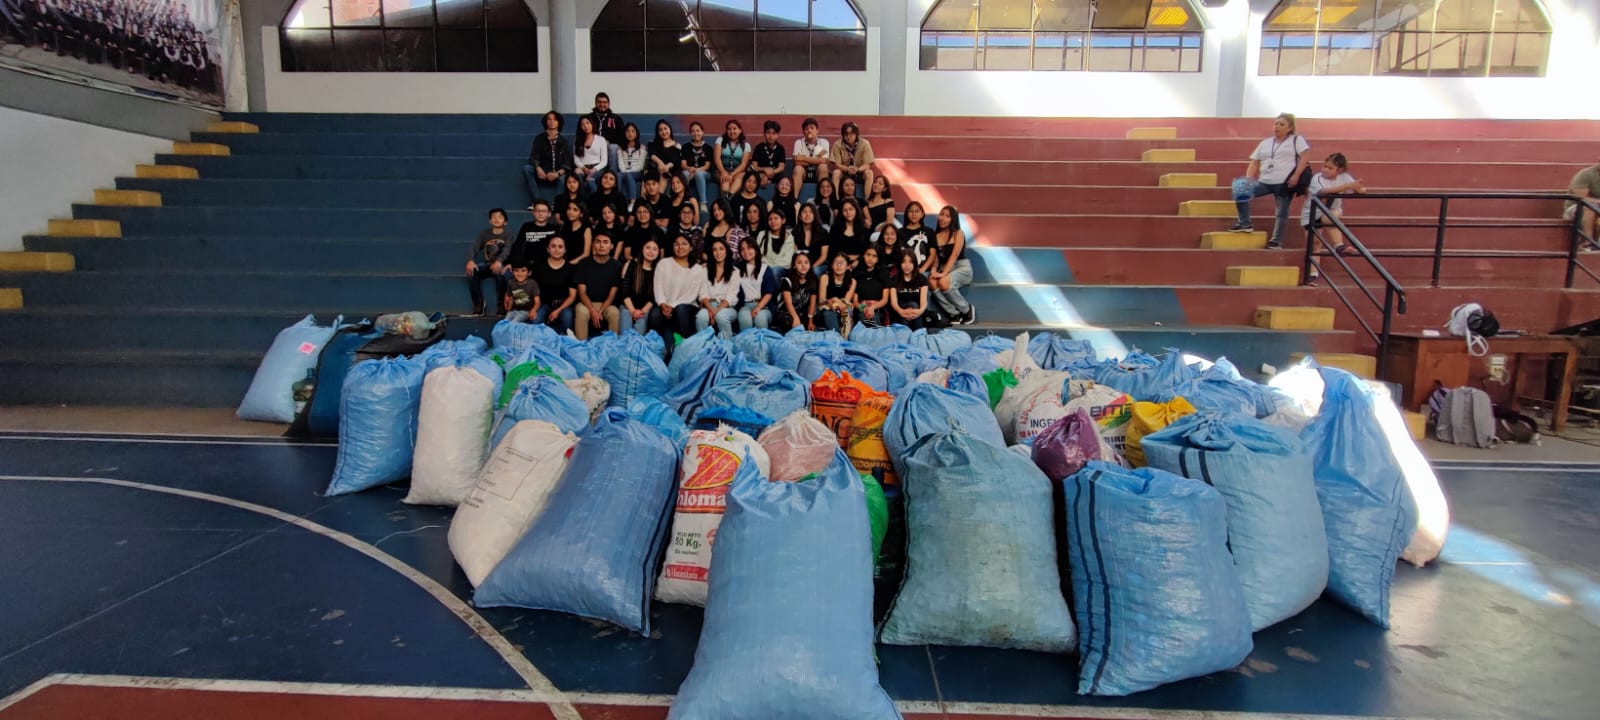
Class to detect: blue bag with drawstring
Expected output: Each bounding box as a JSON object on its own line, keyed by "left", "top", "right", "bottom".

{"left": 326, "top": 356, "right": 426, "bottom": 495}
{"left": 883, "top": 382, "right": 1004, "bottom": 465}
{"left": 490, "top": 376, "right": 589, "bottom": 449}
{"left": 238, "top": 314, "right": 343, "bottom": 422}
{"left": 702, "top": 363, "right": 811, "bottom": 421}
{"left": 1094, "top": 349, "right": 1197, "bottom": 402}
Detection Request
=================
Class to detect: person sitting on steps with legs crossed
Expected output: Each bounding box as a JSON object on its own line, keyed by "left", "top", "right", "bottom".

{"left": 573, "top": 232, "right": 623, "bottom": 340}
{"left": 791, "top": 117, "right": 831, "bottom": 200}
{"left": 523, "top": 110, "right": 573, "bottom": 203}
{"left": 830, "top": 121, "right": 875, "bottom": 199}
{"left": 503, "top": 263, "right": 540, "bottom": 322}
{"left": 1229, "top": 112, "right": 1311, "bottom": 250}
{"left": 1566, "top": 155, "right": 1600, "bottom": 253}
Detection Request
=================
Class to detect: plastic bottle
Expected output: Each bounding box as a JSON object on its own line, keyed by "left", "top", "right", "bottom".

{"left": 292, "top": 368, "right": 316, "bottom": 416}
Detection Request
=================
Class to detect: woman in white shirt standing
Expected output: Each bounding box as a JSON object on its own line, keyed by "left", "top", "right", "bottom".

{"left": 1229, "top": 113, "right": 1311, "bottom": 249}
{"left": 696, "top": 240, "right": 743, "bottom": 338}
{"left": 573, "top": 115, "right": 610, "bottom": 194}
{"left": 652, "top": 233, "right": 704, "bottom": 347}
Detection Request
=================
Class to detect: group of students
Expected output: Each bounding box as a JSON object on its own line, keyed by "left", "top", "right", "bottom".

{"left": 482, "top": 93, "right": 978, "bottom": 341}
{"left": 1, "top": 0, "right": 220, "bottom": 94}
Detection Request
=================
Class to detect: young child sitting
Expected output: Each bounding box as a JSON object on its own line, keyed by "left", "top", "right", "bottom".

{"left": 503, "top": 263, "right": 541, "bottom": 321}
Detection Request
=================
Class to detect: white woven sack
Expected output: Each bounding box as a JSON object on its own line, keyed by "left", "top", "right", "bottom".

{"left": 656, "top": 425, "right": 771, "bottom": 606}
{"left": 448, "top": 420, "right": 578, "bottom": 586}
{"left": 406, "top": 366, "right": 495, "bottom": 507}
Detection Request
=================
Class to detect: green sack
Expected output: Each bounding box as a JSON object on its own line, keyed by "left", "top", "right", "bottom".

{"left": 861, "top": 472, "right": 888, "bottom": 567}
{"left": 982, "top": 368, "right": 1018, "bottom": 410}
{"left": 499, "top": 361, "right": 559, "bottom": 407}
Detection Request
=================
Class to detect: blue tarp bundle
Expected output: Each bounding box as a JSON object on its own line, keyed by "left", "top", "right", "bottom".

{"left": 490, "top": 376, "right": 590, "bottom": 449}
{"left": 1166, "top": 358, "right": 1276, "bottom": 417}
{"left": 909, "top": 328, "right": 971, "bottom": 356}
{"left": 972, "top": 335, "right": 1013, "bottom": 353}
{"left": 326, "top": 356, "right": 426, "bottom": 495}
{"left": 875, "top": 344, "right": 945, "bottom": 393}
{"left": 946, "top": 370, "right": 989, "bottom": 405}
{"left": 946, "top": 345, "right": 1000, "bottom": 375}
{"left": 601, "top": 337, "right": 670, "bottom": 408}
{"left": 663, "top": 337, "right": 742, "bottom": 420}
{"left": 491, "top": 318, "right": 558, "bottom": 356}
{"left": 883, "top": 383, "right": 1005, "bottom": 466}
{"left": 849, "top": 323, "right": 914, "bottom": 350}
{"left": 732, "top": 327, "right": 784, "bottom": 365}
{"left": 701, "top": 363, "right": 811, "bottom": 421}
{"left": 1027, "top": 332, "right": 1096, "bottom": 370}
{"left": 628, "top": 397, "right": 690, "bottom": 447}
{"left": 508, "top": 342, "right": 580, "bottom": 380}
{"left": 1093, "top": 349, "right": 1198, "bottom": 402}
{"left": 796, "top": 343, "right": 891, "bottom": 391}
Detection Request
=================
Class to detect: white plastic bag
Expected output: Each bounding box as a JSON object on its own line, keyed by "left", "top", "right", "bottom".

{"left": 564, "top": 373, "right": 611, "bottom": 422}
{"left": 758, "top": 411, "right": 837, "bottom": 482}
{"left": 657, "top": 425, "right": 771, "bottom": 606}
{"left": 406, "top": 366, "right": 496, "bottom": 506}
{"left": 1061, "top": 383, "right": 1135, "bottom": 454}
{"left": 448, "top": 420, "right": 579, "bottom": 586}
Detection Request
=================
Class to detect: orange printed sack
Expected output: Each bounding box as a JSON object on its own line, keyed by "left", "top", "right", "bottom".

{"left": 846, "top": 390, "right": 897, "bottom": 486}
{"left": 810, "top": 370, "right": 873, "bottom": 448}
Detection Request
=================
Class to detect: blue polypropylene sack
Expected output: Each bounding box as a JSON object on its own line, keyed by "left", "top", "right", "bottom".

{"left": 946, "top": 345, "right": 1000, "bottom": 375}
{"left": 491, "top": 318, "right": 558, "bottom": 356}
{"left": 1064, "top": 461, "right": 1253, "bottom": 696}
{"left": 849, "top": 323, "right": 913, "bottom": 350}
{"left": 326, "top": 356, "right": 426, "bottom": 495}
{"left": 732, "top": 327, "right": 784, "bottom": 365}
{"left": 691, "top": 406, "right": 776, "bottom": 438}
{"left": 602, "top": 340, "right": 670, "bottom": 407}
{"left": 668, "top": 449, "right": 900, "bottom": 720}
{"left": 238, "top": 314, "right": 343, "bottom": 422}
{"left": 946, "top": 370, "right": 989, "bottom": 405}
{"left": 1094, "top": 349, "right": 1197, "bottom": 402}
{"left": 418, "top": 335, "right": 488, "bottom": 365}
{"left": 783, "top": 328, "right": 845, "bottom": 346}
{"left": 701, "top": 364, "right": 811, "bottom": 421}
{"left": 1142, "top": 412, "right": 1329, "bottom": 630}
{"left": 628, "top": 397, "right": 691, "bottom": 447}
{"left": 663, "top": 339, "right": 742, "bottom": 420}
{"left": 558, "top": 333, "right": 618, "bottom": 375}
{"left": 909, "top": 327, "right": 971, "bottom": 356}
{"left": 474, "top": 408, "right": 681, "bottom": 634}
{"left": 509, "top": 342, "right": 580, "bottom": 380}
{"left": 1231, "top": 176, "right": 1254, "bottom": 203}
{"left": 882, "top": 431, "right": 1076, "bottom": 652}
{"left": 796, "top": 344, "right": 891, "bottom": 391}
{"left": 1028, "top": 332, "right": 1096, "bottom": 371}
{"left": 883, "top": 383, "right": 1005, "bottom": 465}
{"left": 875, "top": 344, "right": 943, "bottom": 393}
{"left": 1301, "top": 369, "right": 1417, "bottom": 628}
{"left": 490, "top": 376, "right": 590, "bottom": 449}
{"left": 668, "top": 327, "right": 720, "bottom": 385}
{"left": 972, "top": 334, "right": 1013, "bottom": 354}
{"left": 305, "top": 324, "right": 382, "bottom": 437}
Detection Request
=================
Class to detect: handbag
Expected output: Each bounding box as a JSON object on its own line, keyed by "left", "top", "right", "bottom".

{"left": 1288, "top": 134, "right": 1313, "bottom": 196}
{"left": 1446, "top": 303, "right": 1498, "bottom": 357}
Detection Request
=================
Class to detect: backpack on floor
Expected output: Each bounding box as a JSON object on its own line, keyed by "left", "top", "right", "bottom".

{"left": 1494, "top": 406, "right": 1540, "bottom": 445}
{"left": 1435, "top": 387, "right": 1497, "bottom": 448}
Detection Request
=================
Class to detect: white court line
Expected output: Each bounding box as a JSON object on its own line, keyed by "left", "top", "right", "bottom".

{"left": 0, "top": 475, "right": 579, "bottom": 720}
{"left": 0, "top": 433, "right": 330, "bottom": 447}
{"left": 0, "top": 674, "right": 1456, "bottom": 720}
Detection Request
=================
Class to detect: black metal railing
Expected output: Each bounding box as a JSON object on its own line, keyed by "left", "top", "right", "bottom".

{"left": 1303, "top": 197, "right": 1407, "bottom": 376}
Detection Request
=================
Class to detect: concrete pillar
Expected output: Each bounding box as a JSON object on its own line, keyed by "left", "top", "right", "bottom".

{"left": 549, "top": 0, "right": 578, "bottom": 113}
{"left": 877, "top": 0, "right": 907, "bottom": 115}
{"left": 1210, "top": 2, "right": 1256, "bottom": 118}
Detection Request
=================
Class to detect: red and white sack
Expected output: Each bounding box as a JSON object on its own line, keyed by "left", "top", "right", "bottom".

{"left": 999, "top": 369, "right": 1073, "bottom": 444}
{"left": 656, "top": 425, "right": 772, "bottom": 606}
{"left": 448, "top": 420, "right": 578, "bottom": 586}
{"left": 1061, "top": 382, "right": 1135, "bottom": 454}
{"left": 406, "top": 365, "right": 496, "bottom": 506}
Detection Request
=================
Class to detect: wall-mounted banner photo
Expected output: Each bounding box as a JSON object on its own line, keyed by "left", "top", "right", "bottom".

{"left": 0, "top": 0, "right": 225, "bottom": 108}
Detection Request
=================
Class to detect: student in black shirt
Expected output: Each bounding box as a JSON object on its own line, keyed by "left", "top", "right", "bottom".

{"left": 586, "top": 170, "right": 628, "bottom": 224}
{"left": 574, "top": 232, "right": 623, "bottom": 340}
{"left": 813, "top": 177, "right": 837, "bottom": 229}
{"left": 509, "top": 200, "right": 559, "bottom": 270}
{"left": 621, "top": 237, "right": 660, "bottom": 336}
{"left": 646, "top": 119, "right": 681, "bottom": 181}
{"left": 876, "top": 223, "right": 904, "bottom": 279}
{"left": 751, "top": 120, "right": 787, "bottom": 190}
{"left": 775, "top": 252, "right": 816, "bottom": 333}
{"left": 667, "top": 173, "right": 700, "bottom": 226}
{"left": 553, "top": 173, "right": 585, "bottom": 220}
{"left": 864, "top": 175, "right": 896, "bottom": 230}
{"left": 828, "top": 197, "right": 870, "bottom": 267}
{"left": 816, "top": 254, "right": 856, "bottom": 334}
{"left": 680, "top": 122, "right": 714, "bottom": 212}
{"left": 836, "top": 176, "right": 860, "bottom": 213}
{"left": 890, "top": 252, "right": 930, "bottom": 330}
{"left": 623, "top": 203, "right": 663, "bottom": 263}
{"left": 583, "top": 91, "right": 625, "bottom": 169}
{"left": 853, "top": 245, "right": 889, "bottom": 327}
{"left": 558, "top": 201, "right": 593, "bottom": 264}
{"left": 705, "top": 198, "right": 735, "bottom": 259}
{"left": 900, "top": 201, "right": 935, "bottom": 272}
{"left": 794, "top": 202, "right": 828, "bottom": 271}
{"left": 523, "top": 110, "right": 573, "bottom": 203}
{"left": 504, "top": 264, "right": 540, "bottom": 320}
{"left": 731, "top": 173, "right": 764, "bottom": 227}
{"left": 674, "top": 203, "right": 705, "bottom": 260}
{"left": 593, "top": 204, "right": 626, "bottom": 246}
{"left": 769, "top": 175, "right": 799, "bottom": 226}
{"left": 636, "top": 173, "right": 673, "bottom": 227}
{"left": 465, "top": 207, "right": 512, "bottom": 316}
{"left": 533, "top": 235, "right": 578, "bottom": 334}
{"left": 930, "top": 204, "right": 974, "bottom": 325}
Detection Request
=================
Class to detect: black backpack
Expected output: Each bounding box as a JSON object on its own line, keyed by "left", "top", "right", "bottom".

{"left": 1288, "top": 134, "right": 1314, "bottom": 196}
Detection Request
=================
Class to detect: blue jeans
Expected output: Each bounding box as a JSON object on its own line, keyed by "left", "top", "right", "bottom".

{"left": 686, "top": 169, "right": 712, "bottom": 209}
{"left": 652, "top": 304, "right": 699, "bottom": 343}
{"left": 619, "top": 171, "right": 642, "bottom": 202}
{"left": 628, "top": 310, "right": 651, "bottom": 336}
{"left": 738, "top": 305, "right": 771, "bottom": 331}
{"left": 1237, "top": 181, "right": 1291, "bottom": 244}
{"left": 696, "top": 306, "right": 738, "bottom": 338}
{"left": 580, "top": 169, "right": 601, "bottom": 194}
{"left": 817, "top": 308, "right": 844, "bottom": 332}
{"left": 522, "top": 164, "right": 562, "bottom": 203}
{"left": 536, "top": 305, "right": 574, "bottom": 335}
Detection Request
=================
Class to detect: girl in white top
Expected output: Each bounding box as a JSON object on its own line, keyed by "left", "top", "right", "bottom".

{"left": 1229, "top": 112, "right": 1311, "bottom": 249}
{"left": 653, "top": 233, "right": 705, "bottom": 342}
{"left": 755, "top": 209, "right": 797, "bottom": 285}
{"left": 573, "top": 116, "right": 610, "bottom": 193}
{"left": 715, "top": 119, "right": 754, "bottom": 198}
{"left": 1301, "top": 152, "right": 1366, "bottom": 255}
{"left": 615, "top": 122, "right": 647, "bottom": 201}
{"left": 696, "top": 240, "right": 744, "bottom": 338}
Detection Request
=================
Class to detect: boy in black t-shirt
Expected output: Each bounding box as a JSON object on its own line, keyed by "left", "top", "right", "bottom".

{"left": 504, "top": 264, "right": 541, "bottom": 321}
{"left": 466, "top": 208, "right": 512, "bottom": 316}
{"left": 509, "top": 200, "right": 559, "bottom": 270}
{"left": 573, "top": 233, "right": 623, "bottom": 339}
{"left": 751, "top": 120, "right": 787, "bottom": 191}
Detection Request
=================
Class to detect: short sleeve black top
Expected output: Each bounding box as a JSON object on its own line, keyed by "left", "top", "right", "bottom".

{"left": 534, "top": 260, "right": 577, "bottom": 306}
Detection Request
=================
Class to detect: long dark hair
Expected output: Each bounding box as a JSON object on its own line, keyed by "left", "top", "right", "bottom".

{"left": 903, "top": 201, "right": 927, "bottom": 228}
{"left": 709, "top": 197, "right": 735, "bottom": 230}
{"left": 936, "top": 205, "right": 962, "bottom": 241}
{"left": 796, "top": 202, "right": 824, "bottom": 245}
{"left": 705, "top": 240, "right": 734, "bottom": 284}
{"left": 621, "top": 122, "right": 642, "bottom": 151}
{"left": 836, "top": 197, "right": 867, "bottom": 235}
{"left": 627, "top": 238, "right": 659, "bottom": 296}
{"left": 651, "top": 119, "right": 674, "bottom": 148}
{"left": 722, "top": 119, "right": 744, "bottom": 148}
{"left": 867, "top": 176, "right": 892, "bottom": 203}
{"left": 575, "top": 116, "right": 595, "bottom": 152}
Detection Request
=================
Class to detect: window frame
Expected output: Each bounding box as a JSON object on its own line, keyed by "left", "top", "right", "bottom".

{"left": 279, "top": 0, "right": 539, "bottom": 73}
{"left": 588, "top": 0, "right": 869, "bottom": 72}
{"left": 1257, "top": 0, "right": 1551, "bottom": 77}
{"left": 917, "top": 0, "right": 1206, "bottom": 72}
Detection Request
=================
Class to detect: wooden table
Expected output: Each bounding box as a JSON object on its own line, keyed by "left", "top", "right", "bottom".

{"left": 1381, "top": 333, "right": 1580, "bottom": 432}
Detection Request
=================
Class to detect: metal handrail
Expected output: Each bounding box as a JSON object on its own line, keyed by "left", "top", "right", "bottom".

{"left": 1304, "top": 197, "right": 1407, "bottom": 377}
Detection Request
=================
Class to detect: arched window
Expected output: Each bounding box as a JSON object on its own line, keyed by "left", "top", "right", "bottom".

{"left": 1260, "top": 0, "right": 1551, "bottom": 77}
{"left": 281, "top": 0, "right": 538, "bottom": 72}
{"left": 919, "top": 0, "right": 1204, "bottom": 72}
{"left": 590, "top": 0, "right": 867, "bottom": 71}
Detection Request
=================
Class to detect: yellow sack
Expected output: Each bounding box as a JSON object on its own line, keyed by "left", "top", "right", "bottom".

{"left": 846, "top": 390, "right": 897, "bottom": 486}
{"left": 1124, "top": 396, "right": 1197, "bottom": 467}
{"left": 810, "top": 370, "right": 873, "bottom": 449}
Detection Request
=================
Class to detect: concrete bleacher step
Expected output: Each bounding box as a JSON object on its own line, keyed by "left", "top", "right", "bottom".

{"left": 205, "top": 121, "right": 260, "bottom": 134}
{"left": 135, "top": 164, "right": 200, "bottom": 180}
{"left": 0, "top": 349, "right": 258, "bottom": 406}
{"left": 1141, "top": 149, "right": 1196, "bottom": 163}
{"left": 93, "top": 189, "right": 161, "bottom": 207}
{"left": 171, "top": 142, "right": 230, "bottom": 156}
{"left": 47, "top": 218, "right": 119, "bottom": 237}
{"left": 1200, "top": 231, "right": 1269, "bottom": 249}
{"left": 1254, "top": 305, "right": 1336, "bottom": 330}
{"left": 1126, "top": 127, "right": 1178, "bottom": 139}
{"left": 0, "top": 270, "right": 468, "bottom": 313}
{"left": 0, "top": 288, "right": 20, "bottom": 309}
{"left": 1159, "top": 173, "right": 1217, "bottom": 187}
{"left": 0, "top": 308, "right": 334, "bottom": 353}
{"left": 0, "top": 252, "right": 74, "bottom": 272}
{"left": 1288, "top": 352, "right": 1378, "bottom": 378}
{"left": 1225, "top": 266, "right": 1300, "bottom": 287}
{"left": 1178, "top": 200, "right": 1236, "bottom": 217}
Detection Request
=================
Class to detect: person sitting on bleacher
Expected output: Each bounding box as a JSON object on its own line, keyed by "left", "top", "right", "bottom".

{"left": 558, "top": 201, "right": 593, "bottom": 264}
{"left": 813, "top": 177, "right": 838, "bottom": 228}
{"left": 587, "top": 170, "right": 628, "bottom": 224}
{"left": 524, "top": 111, "right": 573, "bottom": 203}
{"left": 573, "top": 115, "right": 610, "bottom": 193}
{"left": 1566, "top": 156, "right": 1600, "bottom": 251}
{"left": 731, "top": 171, "right": 765, "bottom": 226}
{"left": 791, "top": 117, "right": 831, "bottom": 199}
{"left": 890, "top": 252, "right": 930, "bottom": 330}
{"left": 573, "top": 232, "right": 623, "bottom": 339}
{"left": 509, "top": 200, "right": 559, "bottom": 275}
{"left": 865, "top": 176, "right": 896, "bottom": 230}
{"left": 667, "top": 174, "right": 701, "bottom": 227}
{"left": 636, "top": 172, "right": 674, "bottom": 227}
{"left": 899, "top": 201, "right": 934, "bottom": 274}
{"left": 706, "top": 198, "right": 735, "bottom": 259}
{"left": 775, "top": 252, "right": 817, "bottom": 332}
{"left": 465, "top": 208, "right": 512, "bottom": 316}
{"left": 553, "top": 173, "right": 585, "bottom": 220}
{"left": 716, "top": 119, "right": 754, "bottom": 199}
{"left": 533, "top": 236, "right": 578, "bottom": 334}
{"left": 674, "top": 203, "right": 705, "bottom": 259}
{"left": 875, "top": 223, "right": 904, "bottom": 279}
{"left": 830, "top": 122, "right": 876, "bottom": 198}
{"left": 616, "top": 123, "right": 647, "bottom": 202}
{"left": 653, "top": 234, "right": 705, "bottom": 344}
{"left": 854, "top": 245, "right": 890, "bottom": 327}
{"left": 769, "top": 175, "right": 799, "bottom": 226}
{"left": 681, "top": 122, "right": 715, "bottom": 212}
{"left": 621, "top": 237, "right": 660, "bottom": 335}
{"left": 736, "top": 240, "right": 776, "bottom": 331}
{"left": 646, "top": 120, "right": 682, "bottom": 185}
{"left": 751, "top": 120, "right": 787, "bottom": 191}
{"left": 795, "top": 203, "right": 828, "bottom": 270}
{"left": 594, "top": 203, "right": 626, "bottom": 246}
{"left": 1228, "top": 112, "right": 1311, "bottom": 249}
{"left": 622, "top": 203, "right": 662, "bottom": 263}
{"left": 929, "top": 205, "right": 975, "bottom": 325}
{"left": 583, "top": 92, "right": 625, "bottom": 171}
{"left": 504, "top": 264, "right": 539, "bottom": 321}
{"left": 1301, "top": 152, "right": 1365, "bottom": 256}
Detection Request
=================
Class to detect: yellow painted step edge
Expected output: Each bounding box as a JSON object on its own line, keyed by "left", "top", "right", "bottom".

{"left": 94, "top": 189, "right": 162, "bottom": 207}
{"left": 1225, "top": 265, "right": 1301, "bottom": 287}
{"left": 1289, "top": 352, "right": 1378, "bottom": 379}
{"left": 1126, "top": 127, "right": 1178, "bottom": 139}
{"left": 1159, "top": 173, "right": 1218, "bottom": 188}
{"left": 206, "top": 121, "right": 260, "bottom": 134}
{"left": 172, "top": 142, "right": 230, "bottom": 156}
{"left": 1253, "top": 306, "right": 1337, "bottom": 330}
{"left": 47, "top": 218, "right": 120, "bottom": 238}
{"left": 0, "top": 251, "right": 75, "bottom": 272}
{"left": 1178, "top": 200, "right": 1236, "bottom": 217}
{"left": 136, "top": 164, "right": 199, "bottom": 180}
{"left": 1200, "top": 231, "right": 1268, "bottom": 249}
{"left": 1403, "top": 410, "right": 1427, "bottom": 441}
{"left": 0, "top": 288, "right": 21, "bottom": 309}
{"left": 1141, "top": 148, "right": 1196, "bottom": 163}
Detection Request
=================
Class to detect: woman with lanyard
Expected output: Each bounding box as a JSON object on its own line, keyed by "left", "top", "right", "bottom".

{"left": 615, "top": 122, "right": 647, "bottom": 202}
{"left": 1229, "top": 112, "right": 1311, "bottom": 249}
{"left": 928, "top": 205, "right": 975, "bottom": 326}
{"left": 715, "top": 119, "right": 753, "bottom": 199}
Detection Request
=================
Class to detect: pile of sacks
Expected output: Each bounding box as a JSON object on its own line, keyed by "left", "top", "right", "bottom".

{"left": 283, "top": 315, "right": 1449, "bottom": 708}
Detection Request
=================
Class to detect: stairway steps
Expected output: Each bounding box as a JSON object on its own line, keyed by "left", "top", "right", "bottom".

{"left": 0, "top": 308, "right": 337, "bottom": 353}
{"left": 135, "top": 164, "right": 200, "bottom": 180}
{"left": 1254, "top": 305, "right": 1337, "bottom": 330}
{"left": 0, "top": 270, "right": 467, "bottom": 313}
{"left": 0, "top": 288, "right": 20, "bottom": 309}
{"left": 48, "top": 218, "right": 120, "bottom": 237}
{"left": 1289, "top": 352, "right": 1378, "bottom": 379}
{"left": 0, "top": 349, "right": 258, "bottom": 406}
{"left": 0, "top": 251, "right": 74, "bottom": 272}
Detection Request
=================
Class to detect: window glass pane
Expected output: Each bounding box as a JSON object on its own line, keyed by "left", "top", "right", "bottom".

{"left": 645, "top": 28, "right": 706, "bottom": 69}
{"left": 1499, "top": 0, "right": 1551, "bottom": 31}
{"left": 384, "top": 28, "right": 437, "bottom": 69}
{"left": 383, "top": 0, "right": 435, "bottom": 27}
{"left": 1064, "top": 33, "right": 1085, "bottom": 69}
{"left": 1036, "top": 0, "right": 1092, "bottom": 31}
{"left": 1490, "top": 31, "right": 1544, "bottom": 75}
{"left": 282, "top": 29, "right": 335, "bottom": 70}
{"left": 981, "top": 31, "right": 1033, "bottom": 69}
{"left": 1271, "top": 32, "right": 1316, "bottom": 74}
{"left": 1032, "top": 31, "right": 1066, "bottom": 69}
{"left": 811, "top": 29, "right": 867, "bottom": 69}
{"left": 980, "top": 0, "right": 1036, "bottom": 31}
{"left": 1260, "top": 46, "right": 1282, "bottom": 74}
{"left": 590, "top": 30, "right": 647, "bottom": 70}
{"left": 331, "top": 0, "right": 382, "bottom": 26}
{"left": 1376, "top": 0, "right": 1436, "bottom": 32}
{"left": 486, "top": 0, "right": 537, "bottom": 27}
{"left": 332, "top": 29, "right": 386, "bottom": 69}
{"left": 437, "top": 28, "right": 488, "bottom": 70}
{"left": 755, "top": 29, "right": 809, "bottom": 69}
{"left": 1317, "top": 34, "right": 1374, "bottom": 73}
{"left": 924, "top": 1, "right": 978, "bottom": 32}
{"left": 1179, "top": 46, "right": 1199, "bottom": 71}
{"left": 703, "top": 29, "right": 756, "bottom": 69}
{"left": 1087, "top": 33, "right": 1134, "bottom": 70}
{"left": 438, "top": 0, "right": 484, "bottom": 27}
{"left": 644, "top": 0, "right": 692, "bottom": 29}
{"left": 285, "top": 1, "right": 333, "bottom": 28}
{"left": 486, "top": 29, "right": 538, "bottom": 70}
{"left": 595, "top": 0, "right": 646, "bottom": 29}
{"left": 700, "top": 0, "right": 755, "bottom": 30}
{"left": 1378, "top": 29, "right": 1429, "bottom": 72}
{"left": 1093, "top": 0, "right": 1152, "bottom": 30}
{"left": 757, "top": 0, "right": 810, "bottom": 28}
{"left": 1147, "top": 0, "right": 1201, "bottom": 31}
{"left": 1434, "top": 0, "right": 1495, "bottom": 31}
{"left": 812, "top": 0, "right": 864, "bottom": 30}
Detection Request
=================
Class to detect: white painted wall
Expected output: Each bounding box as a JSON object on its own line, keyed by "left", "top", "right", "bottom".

{"left": 0, "top": 106, "right": 168, "bottom": 251}
{"left": 574, "top": 29, "right": 882, "bottom": 116}
{"left": 260, "top": 27, "right": 553, "bottom": 113}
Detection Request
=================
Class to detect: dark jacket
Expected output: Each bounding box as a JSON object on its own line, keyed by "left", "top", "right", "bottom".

{"left": 584, "top": 109, "right": 626, "bottom": 147}
{"left": 529, "top": 133, "right": 575, "bottom": 173}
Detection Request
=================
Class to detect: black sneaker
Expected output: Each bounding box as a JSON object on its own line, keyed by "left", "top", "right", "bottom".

{"left": 1266, "top": 239, "right": 1283, "bottom": 249}
{"left": 1227, "top": 222, "right": 1253, "bottom": 233}
{"left": 959, "top": 307, "right": 976, "bottom": 325}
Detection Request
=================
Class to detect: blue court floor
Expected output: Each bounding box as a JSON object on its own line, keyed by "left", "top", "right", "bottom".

{"left": 1, "top": 432, "right": 1598, "bottom": 719}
